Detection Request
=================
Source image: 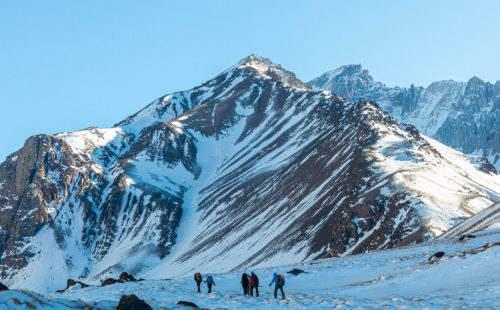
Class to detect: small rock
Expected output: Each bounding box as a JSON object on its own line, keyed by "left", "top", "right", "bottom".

{"left": 177, "top": 300, "right": 199, "bottom": 308}
{"left": 287, "top": 268, "right": 306, "bottom": 276}
{"left": 428, "top": 251, "right": 445, "bottom": 261}
{"left": 458, "top": 234, "right": 476, "bottom": 241}
{"left": 66, "top": 279, "right": 77, "bottom": 287}
{"left": 57, "top": 279, "right": 87, "bottom": 292}
{"left": 119, "top": 272, "right": 137, "bottom": 282}
{"left": 0, "top": 282, "right": 8, "bottom": 291}
{"left": 434, "top": 251, "right": 445, "bottom": 258}
{"left": 116, "top": 294, "right": 152, "bottom": 310}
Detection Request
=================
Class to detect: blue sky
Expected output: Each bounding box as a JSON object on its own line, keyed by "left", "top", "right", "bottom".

{"left": 1, "top": 1, "right": 499, "bottom": 160}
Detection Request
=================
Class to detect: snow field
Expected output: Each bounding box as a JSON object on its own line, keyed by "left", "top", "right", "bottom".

{"left": 3, "top": 229, "right": 500, "bottom": 309}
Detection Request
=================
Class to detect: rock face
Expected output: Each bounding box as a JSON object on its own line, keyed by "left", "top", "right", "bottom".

{"left": 1, "top": 55, "right": 500, "bottom": 292}
{"left": 309, "top": 65, "right": 500, "bottom": 170}
{"left": 0, "top": 282, "right": 8, "bottom": 291}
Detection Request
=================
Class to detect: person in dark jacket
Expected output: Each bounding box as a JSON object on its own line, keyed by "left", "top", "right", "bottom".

{"left": 194, "top": 272, "right": 203, "bottom": 292}
{"left": 241, "top": 273, "right": 249, "bottom": 295}
{"left": 205, "top": 274, "right": 215, "bottom": 293}
{"left": 250, "top": 272, "right": 259, "bottom": 297}
{"left": 269, "top": 272, "right": 285, "bottom": 299}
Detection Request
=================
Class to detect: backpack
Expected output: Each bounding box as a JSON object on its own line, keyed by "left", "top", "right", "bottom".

{"left": 207, "top": 276, "right": 213, "bottom": 285}
{"left": 278, "top": 275, "right": 285, "bottom": 286}
{"left": 194, "top": 273, "right": 202, "bottom": 282}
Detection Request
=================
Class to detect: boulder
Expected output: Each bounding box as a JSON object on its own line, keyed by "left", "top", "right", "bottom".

{"left": 116, "top": 294, "right": 152, "bottom": 310}
{"left": 287, "top": 268, "right": 306, "bottom": 276}
{"left": 102, "top": 278, "right": 123, "bottom": 286}
{"left": 428, "top": 251, "right": 445, "bottom": 262}
{"left": 458, "top": 234, "right": 476, "bottom": 241}
{"left": 57, "top": 279, "right": 89, "bottom": 292}
{"left": 177, "top": 300, "right": 199, "bottom": 308}
{"left": 119, "top": 272, "right": 137, "bottom": 282}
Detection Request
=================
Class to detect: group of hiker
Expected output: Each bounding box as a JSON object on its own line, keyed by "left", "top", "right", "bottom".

{"left": 193, "top": 271, "right": 286, "bottom": 299}
{"left": 240, "top": 272, "right": 259, "bottom": 296}
{"left": 194, "top": 272, "right": 215, "bottom": 293}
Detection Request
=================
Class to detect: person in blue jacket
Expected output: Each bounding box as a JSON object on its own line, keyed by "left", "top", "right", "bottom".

{"left": 205, "top": 274, "right": 215, "bottom": 293}
{"left": 269, "top": 272, "right": 285, "bottom": 299}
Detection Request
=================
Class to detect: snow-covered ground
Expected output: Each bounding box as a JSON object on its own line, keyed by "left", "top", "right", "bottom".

{"left": 2, "top": 228, "right": 500, "bottom": 309}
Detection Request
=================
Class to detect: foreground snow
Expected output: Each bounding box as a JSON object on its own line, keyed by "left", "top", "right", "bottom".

{"left": 2, "top": 229, "right": 500, "bottom": 309}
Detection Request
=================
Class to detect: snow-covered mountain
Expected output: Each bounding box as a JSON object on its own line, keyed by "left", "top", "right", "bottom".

{"left": 1, "top": 55, "right": 500, "bottom": 293}
{"left": 309, "top": 65, "right": 500, "bottom": 170}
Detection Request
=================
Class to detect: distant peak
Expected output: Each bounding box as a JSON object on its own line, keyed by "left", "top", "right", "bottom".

{"left": 326, "top": 64, "right": 373, "bottom": 82}
{"left": 308, "top": 64, "right": 380, "bottom": 98}
{"left": 467, "top": 76, "right": 486, "bottom": 86}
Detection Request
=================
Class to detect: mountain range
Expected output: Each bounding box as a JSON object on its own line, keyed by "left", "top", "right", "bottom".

{"left": 309, "top": 64, "right": 500, "bottom": 170}
{"left": 1, "top": 55, "right": 499, "bottom": 292}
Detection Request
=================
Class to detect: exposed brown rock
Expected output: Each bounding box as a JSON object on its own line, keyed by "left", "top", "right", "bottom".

{"left": 116, "top": 294, "right": 152, "bottom": 310}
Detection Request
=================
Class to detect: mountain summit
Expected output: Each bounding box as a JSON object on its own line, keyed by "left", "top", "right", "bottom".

{"left": 308, "top": 64, "right": 383, "bottom": 101}
{"left": 1, "top": 56, "right": 500, "bottom": 292}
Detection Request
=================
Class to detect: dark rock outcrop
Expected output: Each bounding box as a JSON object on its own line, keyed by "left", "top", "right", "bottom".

{"left": 102, "top": 278, "right": 123, "bottom": 287}
{"left": 57, "top": 279, "right": 89, "bottom": 292}
{"left": 102, "top": 272, "right": 139, "bottom": 286}
{"left": 458, "top": 234, "right": 476, "bottom": 241}
{"left": 116, "top": 294, "right": 152, "bottom": 310}
{"left": 428, "top": 251, "right": 445, "bottom": 262}
{"left": 119, "top": 272, "right": 137, "bottom": 282}
{"left": 0, "top": 282, "right": 8, "bottom": 291}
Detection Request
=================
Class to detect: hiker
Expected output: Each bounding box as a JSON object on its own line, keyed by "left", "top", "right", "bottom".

{"left": 269, "top": 272, "right": 285, "bottom": 299}
{"left": 241, "top": 273, "right": 249, "bottom": 295}
{"left": 250, "top": 272, "right": 259, "bottom": 297}
{"left": 205, "top": 274, "right": 215, "bottom": 293}
{"left": 249, "top": 273, "right": 253, "bottom": 296}
{"left": 194, "top": 272, "right": 203, "bottom": 292}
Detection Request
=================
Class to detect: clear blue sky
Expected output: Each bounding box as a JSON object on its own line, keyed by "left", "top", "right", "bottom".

{"left": 1, "top": 1, "right": 499, "bottom": 160}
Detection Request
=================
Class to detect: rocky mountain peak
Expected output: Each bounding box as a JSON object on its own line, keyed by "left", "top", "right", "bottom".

{"left": 233, "top": 54, "right": 310, "bottom": 90}
{"left": 334, "top": 64, "right": 373, "bottom": 81}
{"left": 308, "top": 64, "right": 383, "bottom": 101}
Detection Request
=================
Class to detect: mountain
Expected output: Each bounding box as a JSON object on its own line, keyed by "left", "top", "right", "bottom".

{"left": 1, "top": 55, "right": 500, "bottom": 293}
{"left": 309, "top": 65, "right": 500, "bottom": 170}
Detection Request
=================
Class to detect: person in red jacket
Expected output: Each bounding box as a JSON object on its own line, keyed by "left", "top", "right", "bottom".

{"left": 249, "top": 274, "right": 253, "bottom": 296}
